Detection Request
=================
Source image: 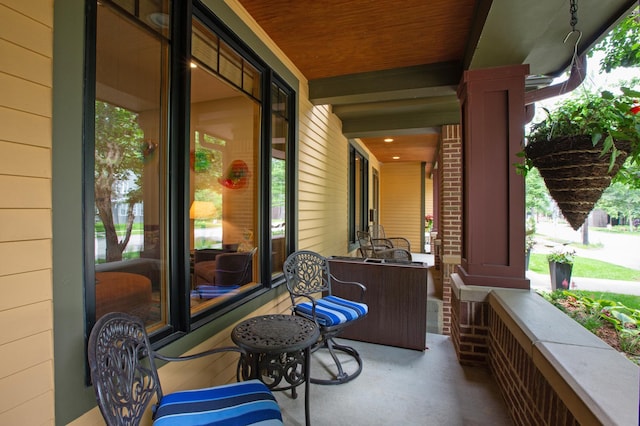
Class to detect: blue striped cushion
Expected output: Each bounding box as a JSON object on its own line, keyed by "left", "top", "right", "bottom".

{"left": 190, "top": 285, "right": 240, "bottom": 299}
{"left": 153, "top": 379, "right": 283, "bottom": 425}
{"left": 295, "top": 295, "right": 368, "bottom": 326}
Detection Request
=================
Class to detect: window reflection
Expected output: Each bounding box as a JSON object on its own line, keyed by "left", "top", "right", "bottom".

{"left": 189, "top": 20, "right": 261, "bottom": 316}
{"left": 271, "top": 83, "right": 288, "bottom": 276}
{"left": 93, "top": 3, "right": 168, "bottom": 330}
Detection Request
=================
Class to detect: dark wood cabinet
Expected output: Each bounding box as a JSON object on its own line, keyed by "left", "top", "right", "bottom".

{"left": 328, "top": 257, "right": 429, "bottom": 351}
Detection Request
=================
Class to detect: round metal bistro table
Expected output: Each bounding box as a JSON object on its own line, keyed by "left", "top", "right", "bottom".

{"left": 232, "top": 314, "right": 319, "bottom": 426}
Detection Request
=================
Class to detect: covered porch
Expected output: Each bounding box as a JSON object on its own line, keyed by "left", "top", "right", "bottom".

{"left": 277, "top": 334, "right": 512, "bottom": 425}
{"left": 3, "top": 0, "right": 640, "bottom": 424}
{"left": 273, "top": 275, "right": 638, "bottom": 425}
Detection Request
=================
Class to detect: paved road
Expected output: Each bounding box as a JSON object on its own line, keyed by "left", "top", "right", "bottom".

{"left": 531, "top": 220, "right": 640, "bottom": 295}
{"left": 534, "top": 221, "right": 640, "bottom": 270}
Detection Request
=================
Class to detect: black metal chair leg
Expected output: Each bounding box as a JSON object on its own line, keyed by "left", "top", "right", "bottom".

{"left": 310, "top": 338, "right": 363, "bottom": 385}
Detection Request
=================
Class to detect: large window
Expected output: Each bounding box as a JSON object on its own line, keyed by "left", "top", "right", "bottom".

{"left": 87, "top": 1, "right": 294, "bottom": 337}
{"left": 270, "top": 83, "right": 291, "bottom": 277}
{"left": 189, "top": 18, "right": 262, "bottom": 316}
{"left": 92, "top": 1, "right": 170, "bottom": 330}
{"left": 348, "top": 144, "right": 368, "bottom": 249}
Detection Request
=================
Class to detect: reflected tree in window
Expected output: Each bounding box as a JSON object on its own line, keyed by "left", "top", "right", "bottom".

{"left": 95, "top": 101, "right": 144, "bottom": 261}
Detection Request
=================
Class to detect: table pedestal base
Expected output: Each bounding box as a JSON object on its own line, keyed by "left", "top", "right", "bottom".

{"left": 238, "top": 350, "right": 306, "bottom": 398}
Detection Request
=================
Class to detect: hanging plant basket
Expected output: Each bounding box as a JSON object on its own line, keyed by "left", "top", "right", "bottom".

{"left": 524, "top": 135, "right": 631, "bottom": 230}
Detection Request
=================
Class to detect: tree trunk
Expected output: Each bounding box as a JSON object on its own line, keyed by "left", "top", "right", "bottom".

{"left": 582, "top": 217, "right": 589, "bottom": 246}
{"left": 95, "top": 184, "right": 123, "bottom": 262}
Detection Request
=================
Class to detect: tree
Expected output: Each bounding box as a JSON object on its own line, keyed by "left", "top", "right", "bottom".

{"left": 94, "top": 101, "right": 144, "bottom": 262}
{"left": 589, "top": 9, "right": 640, "bottom": 186}
{"left": 525, "top": 167, "right": 552, "bottom": 218}
{"left": 590, "top": 9, "right": 640, "bottom": 73}
{"left": 193, "top": 132, "right": 224, "bottom": 215}
{"left": 596, "top": 181, "right": 640, "bottom": 231}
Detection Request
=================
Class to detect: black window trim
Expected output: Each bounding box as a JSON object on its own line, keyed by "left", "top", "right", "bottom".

{"left": 83, "top": 0, "right": 298, "bottom": 346}
{"left": 348, "top": 142, "right": 369, "bottom": 252}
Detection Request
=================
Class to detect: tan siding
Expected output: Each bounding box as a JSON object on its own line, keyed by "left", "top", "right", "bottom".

{"left": 0, "top": 73, "right": 51, "bottom": 117}
{"left": 296, "top": 91, "right": 350, "bottom": 255}
{"left": 1, "top": 0, "right": 53, "bottom": 28}
{"left": 380, "top": 162, "right": 423, "bottom": 250}
{"left": 0, "top": 331, "right": 52, "bottom": 378}
{"left": 0, "top": 39, "right": 52, "bottom": 87}
{"left": 0, "top": 360, "right": 53, "bottom": 415}
{"left": 0, "top": 176, "right": 52, "bottom": 208}
{"left": 0, "top": 209, "right": 51, "bottom": 241}
{"left": 0, "top": 4, "right": 52, "bottom": 57}
{"left": 0, "top": 142, "right": 51, "bottom": 178}
{"left": 0, "top": 0, "right": 54, "bottom": 423}
{"left": 425, "top": 177, "right": 434, "bottom": 217}
{"left": 0, "top": 391, "right": 54, "bottom": 426}
{"left": 0, "top": 107, "right": 51, "bottom": 147}
{"left": 0, "top": 301, "right": 52, "bottom": 346}
{"left": 0, "top": 271, "right": 52, "bottom": 312}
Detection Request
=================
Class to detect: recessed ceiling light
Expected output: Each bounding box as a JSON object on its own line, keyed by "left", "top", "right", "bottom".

{"left": 392, "top": 156, "right": 400, "bottom": 160}
{"left": 190, "top": 62, "right": 198, "bottom": 68}
{"left": 384, "top": 138, "right": 394, "bottom": 142}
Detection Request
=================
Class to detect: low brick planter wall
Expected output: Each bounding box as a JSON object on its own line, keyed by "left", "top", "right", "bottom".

{"left": 450, "top": 274, "right": 639, "bottom": 425}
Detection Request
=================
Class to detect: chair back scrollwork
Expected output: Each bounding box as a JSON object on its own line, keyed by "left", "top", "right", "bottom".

{"left": 283, "top": 250, "right": 331, "bottom": 297}
{"left": 88, "top": 313, "right": 162, "bottom": 426}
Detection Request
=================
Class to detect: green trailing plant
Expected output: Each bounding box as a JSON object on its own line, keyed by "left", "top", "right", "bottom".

{"left": 541, "top": 290, "right": 640, "bottom": 364}
{"left": 518, "top": 87, "right": 640, "bottom": 177}
{"left": 547, "top": 247, "right": 576, "bottom": 265}
{"left": 620, "top": 334, "right": 640, "bottom": 354}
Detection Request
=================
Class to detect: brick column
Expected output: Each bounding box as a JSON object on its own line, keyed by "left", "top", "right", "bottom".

{"left": 439, "top": 124, "right": 463, "bottom": 335}
{"left": 448, "top": 65, "right": 531, "bottom": 364}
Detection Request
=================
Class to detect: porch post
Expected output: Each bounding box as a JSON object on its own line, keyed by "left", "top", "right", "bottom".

{"left": 456, "top": 65, "right": 530, "bottom": 290}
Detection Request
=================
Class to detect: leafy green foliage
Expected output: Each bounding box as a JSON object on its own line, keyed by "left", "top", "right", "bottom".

{"left": 570, "top": 290, "right": 640, "bottom": 310}
{"left": 596, "top": 181, "right": 640, "bottom": 229}
{"left": 521, "top": 85, "right": 640, "bottom": 184}
{"left": 541, "top": 290, "right": 640, "bottom": 363}
{"left": 612, "top": 160, "right": 640, "bottom": 189}
{"left": 546, "top": 247, "right": 576, "bottom": 265}
{"left": 589, "top": 10, "right": 640, "bottom": 73}
{"left": 525, "top": 168, "right": 552, "bottom": 216}
{"left": 94, "top": 101, "right": 145, "bottom": 261}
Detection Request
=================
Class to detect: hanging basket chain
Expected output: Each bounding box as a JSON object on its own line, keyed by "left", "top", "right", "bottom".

{"left": 569, "top": 0, "right": 578, "bottom": 32}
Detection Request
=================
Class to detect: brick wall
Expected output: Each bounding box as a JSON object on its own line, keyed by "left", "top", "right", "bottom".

{"left": 440, "top": 124, "right": 462, "bottom": 335}
{"left": 451, "top": 290, "right": 490, "bottom": 366}
{"left": 489, "top": 308, "right": 579, "bottom": 425}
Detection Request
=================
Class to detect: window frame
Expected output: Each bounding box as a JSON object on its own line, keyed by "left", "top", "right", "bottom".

{"left": 83, "top": 0, "right": 297, "bottom": 343}
{"left": 348, "top": 143, "right": 369, "bottom": 252}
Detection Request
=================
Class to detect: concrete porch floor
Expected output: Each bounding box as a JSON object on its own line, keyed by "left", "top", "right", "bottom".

{"left": 274, "top": 334, "right": 513, "bottom": 426}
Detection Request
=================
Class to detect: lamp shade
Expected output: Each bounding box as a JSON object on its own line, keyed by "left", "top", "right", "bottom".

{"left": 189, "top": 201, "right": 216, "bottom": 219}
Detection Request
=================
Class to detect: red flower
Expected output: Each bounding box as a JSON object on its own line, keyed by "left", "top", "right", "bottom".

{"left": 630, "top": 105, "right": 640, "bottom": 115}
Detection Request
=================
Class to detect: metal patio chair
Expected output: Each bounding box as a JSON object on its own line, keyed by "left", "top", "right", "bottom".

{"left": 357, "top": 230, "right": 412, "bottom": 261}
{"left": 368, "top": 224, "right": 411, "bottom": 252}
{"left": 283, "top": 250, "right": 368, "bottom": 385}
{"left": 87, "top": 312, "right": 283, "bottom": 425}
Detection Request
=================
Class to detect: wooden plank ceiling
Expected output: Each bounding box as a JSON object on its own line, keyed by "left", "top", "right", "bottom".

{"left": 237, "top": 0, "right": 477, "bottom": 171}
{"left": 235, "top": 0, "right": 636, "bottom": 172}
{"left": 236, "top": 0, "right": 476, "bottom": 81}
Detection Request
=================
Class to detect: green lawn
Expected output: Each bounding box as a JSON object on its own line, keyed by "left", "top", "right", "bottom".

{"left": 565, "top": 290, "right": 640, "bottom": 310}
{"left": 529, "top": 253, "right": 640, "bottom": 282}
